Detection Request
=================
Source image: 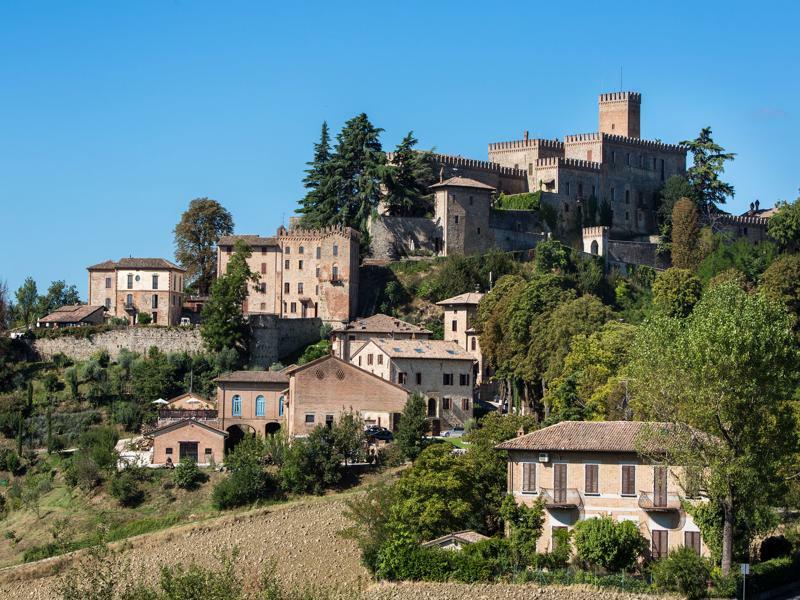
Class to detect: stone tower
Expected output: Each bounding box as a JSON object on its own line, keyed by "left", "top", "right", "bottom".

{"left": 598, "top": 92, "right": 641, "bottom": 139}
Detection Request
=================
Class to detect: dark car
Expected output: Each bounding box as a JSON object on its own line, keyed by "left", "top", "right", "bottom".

{"left": 364, "top": 426, "right": 393, "bottom": 442}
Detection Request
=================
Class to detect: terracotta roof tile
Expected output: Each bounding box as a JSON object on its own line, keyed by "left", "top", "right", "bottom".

{"left": 342, "top": 314, "right": 431, "bottom": 335}
{"left": 367, "top": 338, "right": 474, "bottom": 361}
{"left": 215, "top": 370, "right": 289, "bottom": 384}
{"left": 87, "top": 260, "right": 118, "bottom": 270}
{"left": 496, "top": 421, "right": 683, "bottom": 454}
{"left": 38, "top": 305, "right": 105, "bottom": 323}
{"left": 430, "top": 177, "right": 496, "bottom": 191}
{"left": 117, "top": 258, "right": 185, "bottom": 271}
{"left": 436, "top": 292, "right": 484, "bottom": 306}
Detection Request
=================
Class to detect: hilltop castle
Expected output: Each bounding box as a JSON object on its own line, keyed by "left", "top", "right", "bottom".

{"left": 370, "top": 91, "right": 689, "bottom": 260}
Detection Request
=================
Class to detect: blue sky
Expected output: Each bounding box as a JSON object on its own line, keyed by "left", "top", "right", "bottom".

{"left": 1, "top": 1, "right": 798, "bottom": 299}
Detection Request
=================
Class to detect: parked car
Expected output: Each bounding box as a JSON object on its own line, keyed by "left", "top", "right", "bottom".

{"left": 364, "top": 425, "right": 393, "bottom": 442}
{"left": 442, "top": 427, "right": 465, "bottom": 438}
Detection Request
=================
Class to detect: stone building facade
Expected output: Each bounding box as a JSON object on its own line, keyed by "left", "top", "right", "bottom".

{"left": 215, "top": 370, "right": 288, "bottom": 443}
{"left": 217, "top": 225, "right": 359, "bottom": 325}
{"left": 87, "top": 258, "right": 186, "bottom": 326}
{"left": 436, "top": 292, "right": 490, "bottom": 389}
{"left": 349, "top": 338, "right": 475, "bottom": 430}
{"left": 499, "top": 421, "right": 708, "bottom": 559}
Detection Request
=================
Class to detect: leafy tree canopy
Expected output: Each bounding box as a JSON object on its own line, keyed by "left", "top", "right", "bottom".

{"left": 174, "top": 198, "right": 234, "bottom": 295}
{"left": 767, "top": 196, "right": 800, "bottom": 253}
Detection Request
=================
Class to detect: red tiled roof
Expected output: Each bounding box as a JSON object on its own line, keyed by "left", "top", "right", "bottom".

{"left": 437, "top": 292, "right": 484, "bottom": 306}
{"left": 215, "top": 370, "right": 289, "bottom": 384}
{"left": 496, "top": 421, "right": 684, "bottom": 453}
{"left": 430, "top": 177, "right": 496, "bottom": 191}
{"left": 342, "top": 314, "right": 431, "bottom": 335}
{"left": 38, "top": 305, "right": 105, "bottom": 324}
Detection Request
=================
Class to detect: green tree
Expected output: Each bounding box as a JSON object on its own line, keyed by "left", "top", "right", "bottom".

{"left": 767, "top": 196, "right": 800, "bottom": 252}
{"left": 201, "top": 239, "right": 258, "bottom": 359}
{"left": 174, "top": 198, "right": 234, "bottom": 295}
{"left": 395, "top": 393, "right": 428, "bottom": 461}
{"left": 658, "top": 175, "right": 694, "bottom": 235}
{"left": 628, "top": 282, "right": 799, "bottom": 575}
{"left": 387, "top": 444, "right": 479, "bottom": 541}
{"left": 14, "top": 277, "right": 38, "bottom": 327}
{"left": 381, "top": 132, "right": 436, "bottom": 217}
{"left": 573, "top": 516, "right": 647, "bottom": 572}
{"left": 534, "top": 240, "right": 572, "bottom": 273}
{"left": 135, "top": 311, "right": 152, "bottom": 325}
{"left": 651, "top": 268, "right": 702, "bottom": 317}
{"left": 671, "top": 198, "right": 702, "bottom": 270}
{"left": 499, "top": 492, "right": 545, "bottom": 570}
{"left": 298, "top": 122, "right": 334, "bottom": 228}
{"left": 0, "top": 280, "right": 8, "bottom": 331}
{"left": 37, "top": 280, "right": 81, "bottom": 316}
{"left": 212, "top": 435, "right": 273, "bottom": 508}
{"left": 174, "top": 458, "right": 203, "bottom": 490}
{"left": 279, "top": 425, "right": 344, "bottom": 495}
{"left": 761, "top": 253, "right": 800, "bottom": 324}
{"left": 681, "top": 127, "right": 736, "bottom": 220}
{"left": 332, "top": 410, "right": 365, "bottom": 465}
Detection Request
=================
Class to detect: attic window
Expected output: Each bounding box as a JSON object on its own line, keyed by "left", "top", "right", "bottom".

{"left": 446, "top": 349, "right": 456, "bottom": 355}
{"left": 414, "top": 348, "right": 423, "bottom": 353}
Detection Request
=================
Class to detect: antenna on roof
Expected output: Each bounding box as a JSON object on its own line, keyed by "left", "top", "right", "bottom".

{"left": 620, "top": 66, "right": 623, "bottom": 91}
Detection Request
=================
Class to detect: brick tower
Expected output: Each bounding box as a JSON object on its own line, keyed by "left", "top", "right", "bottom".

{"left": 598, "top": 92, "right": 641, "bottom": 139}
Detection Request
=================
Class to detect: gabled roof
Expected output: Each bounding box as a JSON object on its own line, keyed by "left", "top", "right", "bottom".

{"left": 358, "top": 338, "right": 474, "bottom": 361}
{"left": 430, "top": 177, "right": 496, "bottom": 191}
{"left": 341, "top": 314, "right": 431, "bottom": 335}
{"left": 285, "top": 355, "right": 410, "bottom": 393}
{"left": 496, "top": 421, "right": 682, "bottom": 454}
{"left": 217, "top": 234, "right": 279, "bottom": 247}
{"left": 38, "top": 305, "right": 105, "bottom": 324}
{"left": 215, "top": 370, "right": 289, "bottom": 384}
{"left": 117, "top": 258, "right": 185, "bottom": 271}
{"left": 165, "top": 392, "right": 214, "bottom": 407}
{"left": 421, "top": 530, "right": 490, "bottom": 548}
{"left": 87, "top": 260, "right": 117, "bottom": 270}
{"left": 436, "top": 292, "right": 484, "bottom": 306}
{"left": 88, "top": 258, "right": 185, "bottom": 271}
{"left": 149, "top": 419, "right": 227, "bottom": 438}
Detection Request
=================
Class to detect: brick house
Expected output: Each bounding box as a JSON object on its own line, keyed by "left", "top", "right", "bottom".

{"left": 215, "top": 370, "right": 289, "bottom": 447}
{"left": 284, "top": 355, "right": 408, "bottom": 436}
{"left": 216, "top": 225, "right": 360, "bottom": 324}
{"left": 156, "top": 392, "right": 217, "bottom": 428}
{"left": 87, "top": 258, "right": 186, "bottom": 326}
{"left": 150, "top": 419, "right": 227, "bottom": 466}
{"left": 497, "top": 421, "right": 708, "bottom": 559}
{"left": 349, "top": 338, "right": 475, "bottom": 431}
{"left": 37, "top": 305, "right": 105, "bottom": 329}
{"left": 331, "top": 313, "right": 432, "bottom": 360}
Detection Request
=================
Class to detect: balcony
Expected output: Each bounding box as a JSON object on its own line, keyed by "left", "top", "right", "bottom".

{"left": 638, "top": 491, "right": 682, "bottom": 512}
{"left": 540, "top": 488, "right": 583, "bottom": 510}
{"left": 157, "top": 409, "right": 218, "bottom": 421}
{"left": 123, "top": 302, "right": 136, "bottom": 312}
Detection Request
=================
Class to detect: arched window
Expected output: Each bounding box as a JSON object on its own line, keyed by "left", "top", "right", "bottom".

{"left": 255, "top": 395, "right": 265, "bottom": 417}
{"left": 332, "top": 264, "right": 339, "bottom": 281}
{"left": 126, "top": 293, "right": 133, "bottom": 306}
{"left": 590, "top": 240, "right": 599, "bottom": 255}
{"left": 232, "top": 395, "right": 242, "bottom": 417}
{"left": 278, "top": 396, "right": 285, "bottom": 417}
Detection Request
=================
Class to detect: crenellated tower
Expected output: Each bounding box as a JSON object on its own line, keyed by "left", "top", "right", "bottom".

{"left": 598, "top": 92, "right": 641, "bottom": 138}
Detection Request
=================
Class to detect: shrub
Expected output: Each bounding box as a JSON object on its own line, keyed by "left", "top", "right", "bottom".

{"left": 651, "top": 546, "right": 710, "bottom": 600}
{"left": 136, "top": 312, "right": 152, "bottom": 325}
{"left": 760, "top": 535, "right": 793, "bottom": 561}
{"left": 573, "top": 516, "right": 647, "bottom": 572}
{"left": 280, "top": 426, "right": 344, "bottom": 495}
{"left": 0, "top": 448, "right": 20, "bottom": 474}
{"left": 174, "top": 459, "right": 204, "bottom": 490}
{"left": 212, "top": 436, "right": 274, "bottom": 509}
{"left": 109, "top": 470, "right": 145, "bottom": 507}
{"left": 65, "top": 452, "right": 102, "bottom": 491}
{"left": 751, "top": 554, "right": 800, "bottom": 591}
{"left": 376, "top": 537, "right": 451, "bottom": 581}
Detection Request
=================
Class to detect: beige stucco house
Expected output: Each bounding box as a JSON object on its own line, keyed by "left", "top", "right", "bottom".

{"left": 436, "top": 292, "right": 490, "bottom": 387}
{"left": 497, "top": 421, "right": 707, "bottom": 559}
{"left": 87, "top": 258, "right": 186, "bottom": 326}
{"left": 349, "top": 338, "right": 475, "bottom": 431}
{"left": 284, "top": 355, "right": 409, "bottom": 436}
{"left": 331, "top": 313, "right": 432, "bottom": 360}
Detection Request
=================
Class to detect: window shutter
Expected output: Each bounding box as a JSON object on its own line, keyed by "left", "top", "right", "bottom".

{"left": 685, "top": 531, "right": 701, "bottom": 555}
{"left": 585, "top": 465, "right": 598, "bottom": 494}
{"left": 522, "top": 463, "right": 535, "bottom": 492}
{"left": 622, "top": 465, "right": 635, "bottom": 495}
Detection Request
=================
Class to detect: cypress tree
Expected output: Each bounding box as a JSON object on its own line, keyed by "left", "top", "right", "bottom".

{"left": 382, "top": 132, "right": 436, "bottom": 217}
{"left": 671, "top": 198, "right": 702, "bottom": 270}
{"left": 299, "top": 122, "right": 335, "bottom": 228}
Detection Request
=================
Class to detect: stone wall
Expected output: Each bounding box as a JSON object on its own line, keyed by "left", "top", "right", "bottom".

{"left": 32, "top": 327, "right": 202, "bottom": 361}
{"left": 368, "top": 216, "right": 440, "bottom": 260}
{"left": 607, "top": 240, "right": 670, "bottom": 271}
{"left": 249, "top": 314, "right": 323, "bottom": 368}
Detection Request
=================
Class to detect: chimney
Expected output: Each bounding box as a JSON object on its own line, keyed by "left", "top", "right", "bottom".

{"left": 517, "top": 427, "right": 525, "bottom": 438}
{"left": 523, "top": 130, "right": 529, "bottom": 142}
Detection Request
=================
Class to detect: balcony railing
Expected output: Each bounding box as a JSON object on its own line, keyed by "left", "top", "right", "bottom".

{"left": 540, "top": 488, "right": 583, "bottom": 509}
{"left": 638, "top": 491, "right": 682, "bottom": 512}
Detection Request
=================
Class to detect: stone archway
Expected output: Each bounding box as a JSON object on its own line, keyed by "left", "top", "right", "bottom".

{"left": 225, "top": 424, "right": 255, "bottom": 453}
{"left": 265, "top": 422, "right": 281, "bottom": 436}
{"left": 590, "top": 240, "right": 599, "bottom": 255}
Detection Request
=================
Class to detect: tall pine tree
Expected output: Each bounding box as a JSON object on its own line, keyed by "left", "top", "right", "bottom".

{"left": 681, "top": 127, "right": 735, "bottom": 223}
{"left": 299, "top": 122, "right": 334, "bottom": 228}
{"left": 382, "top": 132, "right": 436, "bottom": 217}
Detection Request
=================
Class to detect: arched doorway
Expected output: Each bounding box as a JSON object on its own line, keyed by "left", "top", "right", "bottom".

{"left": 590, "top": 240, "right": 599, "bottom": 255}
{"left": 265, "top": 422, "right": 281, "bottom": 436}
{"left": 225, "top": 424, "right": 254, "bottom": 453}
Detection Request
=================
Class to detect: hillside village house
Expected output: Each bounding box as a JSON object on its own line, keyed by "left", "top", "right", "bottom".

{"left": 331, "top": 313, "right": 432, "bottom": 360}
{"left": 349, "top": 338, "right": 474, "bottom": 431}
{"left": 285, "top": 355, "right": 409, "bottom": 436}
{"left": 150, "top": 419, "right": 227, "bottom": 467}
{"left": 216, "top": 225, "right": 360, "bottom": 324}
{"left": 497, "top": 421, "right": 707, "bottom": 559}
{"left": 437, "top": 292, "right": 491, "bottom": 388}
{"left": 87, "top": 258, "right": 186, "bottom": 326}
{"left": 215, "top": 370, "right": 288, "bottom": 449}
{"left": 156, "top": 392, "right": 217, "bottom": 427}
{"left": 37, "top": 304, "right": 105, "bottom": 328}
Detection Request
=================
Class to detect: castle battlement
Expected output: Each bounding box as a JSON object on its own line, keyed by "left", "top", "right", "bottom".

{"left": 563, "top": 132, "right": 602, "bottom": 143}
{"left": 279, "top": 224, "right": 361, "bottom": 241}
{"left": 535, "top": 156, "right": 601, "bottom": 171}
{"left": 717, "top": 214, "right": 770, "bottom": 226}
{"left": 431, "top": 152, "right": 528, "bottom": 177}
{"left": 582, "top": 226, "right": 609, "bottom": 237}
{"left": 599, "top": 91, "right": 641, "bottom": 104}
{"left": 487, "top": 138, "right": 564, "bottom": 152}
{"left": 562, "top": 132, "right": 685, "bottom": 154}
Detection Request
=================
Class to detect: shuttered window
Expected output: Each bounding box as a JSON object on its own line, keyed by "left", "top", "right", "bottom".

{"left": 585, "top": 464, "right": 599, "bottom": 495}
{"left": 621, "top": 465, "right": 636, "bottom": 496}
{"left": 521, "top": 463, "right": 536, "bottom": 493}
{"left": 652, "top": 530, "right": 668, "bottom": 559}
{"left": 685, "top": 531, "right": 701, "bottom": 555}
